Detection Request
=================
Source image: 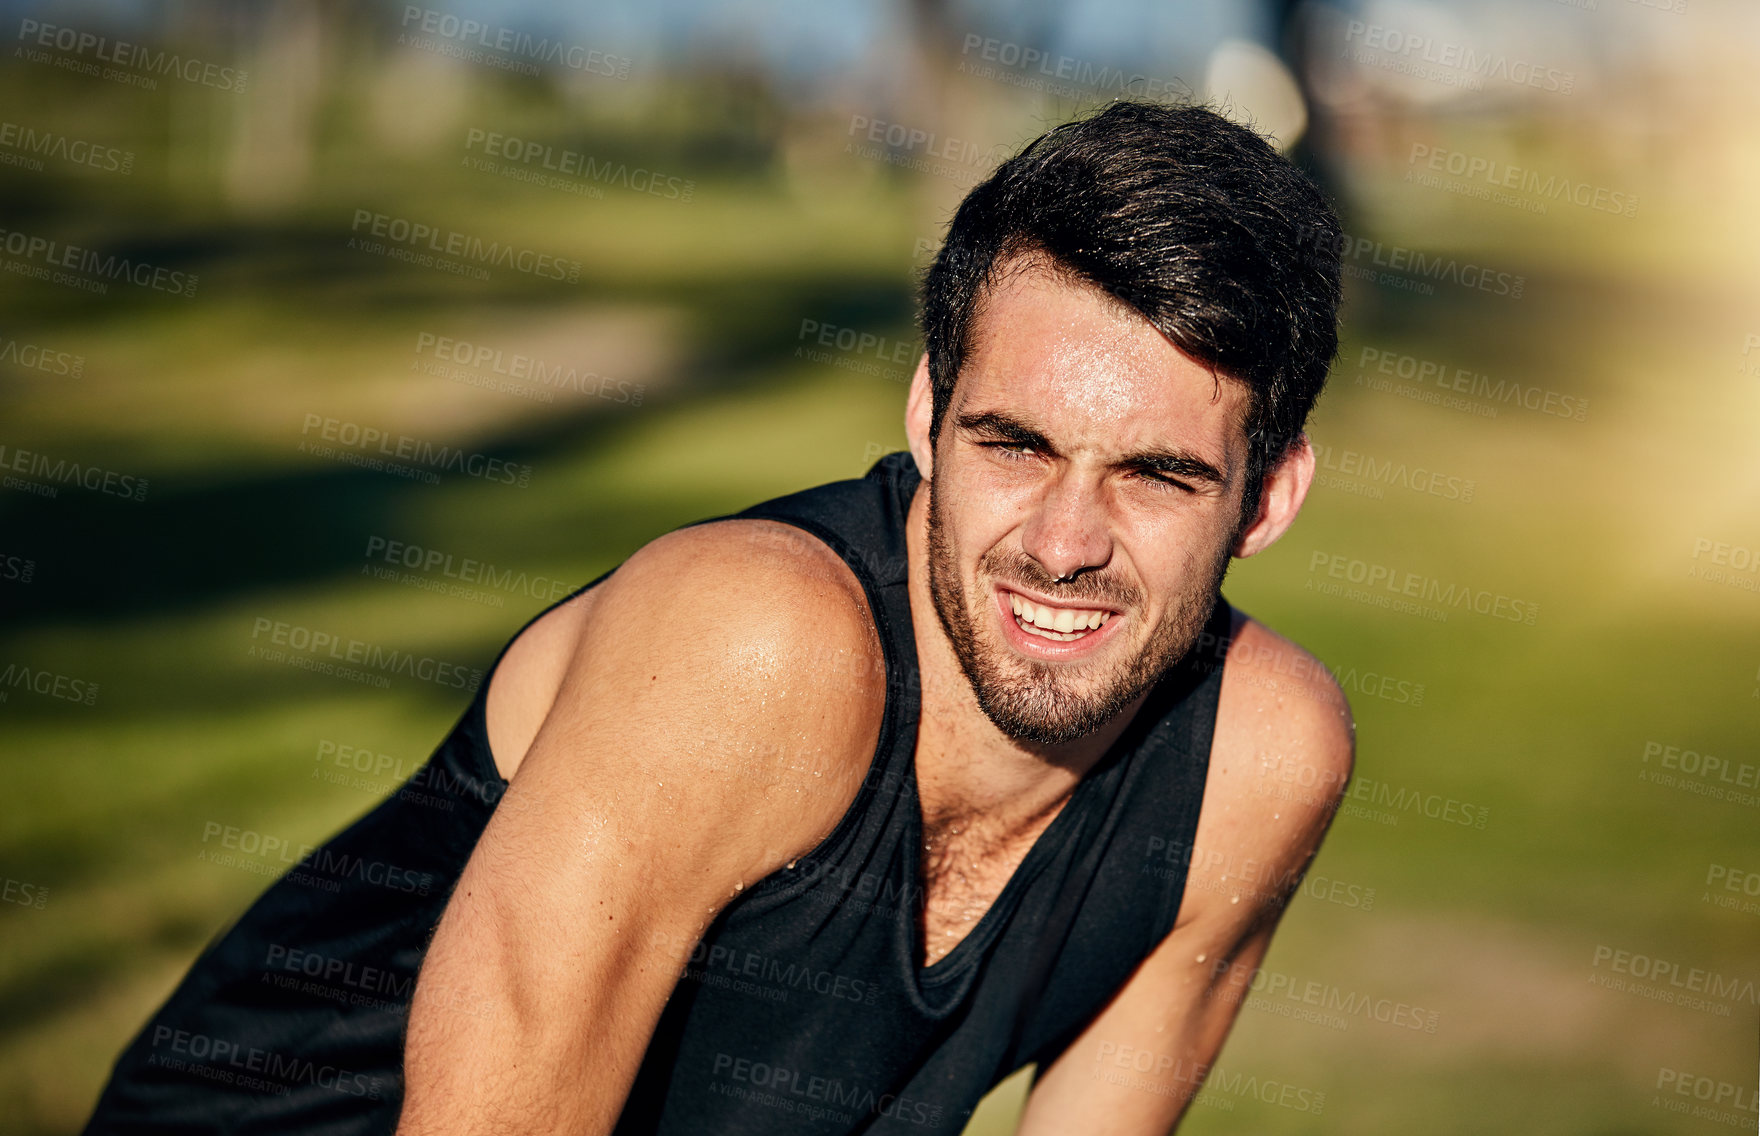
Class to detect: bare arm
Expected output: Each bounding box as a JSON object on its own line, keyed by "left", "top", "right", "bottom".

{"left": 396, "top": 522, "right": 883, "bottom": 1135}
{"left": 1015, "top": 617, "right": 1355, "bottom": 1134}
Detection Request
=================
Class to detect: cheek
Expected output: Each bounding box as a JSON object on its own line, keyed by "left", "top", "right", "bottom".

{"left": 1119, "top": 516, "right": 1224, "bottom": 593}
{"left": 946, "top": 467, "right": 1029, "bottom": 542}
{"left": 957, "top": 457, "right": 1037, "bottom": 505}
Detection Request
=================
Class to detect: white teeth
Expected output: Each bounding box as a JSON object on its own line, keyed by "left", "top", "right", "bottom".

{"left": 1006, "top": 591, "right": 1113, "bottom": 642}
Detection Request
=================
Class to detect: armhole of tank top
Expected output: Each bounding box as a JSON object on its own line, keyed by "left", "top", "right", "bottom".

{"left": 464, "top": 566, "right": 619, "bottom": 789}
{"left": 1146, "top": 597, "right": 1233, "bottom": 944}
{"left": 701, "top": 509, "right": 909, "bottom": 909}
{"left": 461, "top": 503, "right": 905, "bottom": 893}
{"left": 465, "top": 505, "right": 787, "bottom": 788}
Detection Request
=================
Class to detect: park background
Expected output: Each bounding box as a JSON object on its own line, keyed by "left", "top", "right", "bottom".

{"left": 1, "top": 0, "right": 1756, "bottom": 1132}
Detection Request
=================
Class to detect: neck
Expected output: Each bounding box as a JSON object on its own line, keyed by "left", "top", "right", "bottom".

{"left": 903, "top": 481, "right": 1150, "bottom": 835}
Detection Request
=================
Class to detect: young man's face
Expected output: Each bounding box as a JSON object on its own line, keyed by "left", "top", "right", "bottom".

{"left": 919, "top": 259, "right": 1254, "bottom": 745}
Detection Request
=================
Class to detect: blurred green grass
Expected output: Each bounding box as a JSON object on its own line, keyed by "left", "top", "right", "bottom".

{"left": 2, "top": 57, "right": 1756, "bottom": 1136}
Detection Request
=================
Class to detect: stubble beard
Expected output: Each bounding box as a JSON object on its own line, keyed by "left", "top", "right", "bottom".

{"left": 925, "top": 472, "right": 1229, "bottom": 746}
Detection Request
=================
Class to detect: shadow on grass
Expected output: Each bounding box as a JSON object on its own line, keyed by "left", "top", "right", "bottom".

{"left": 0, "top": 257, "right": 915, "bottom": 635}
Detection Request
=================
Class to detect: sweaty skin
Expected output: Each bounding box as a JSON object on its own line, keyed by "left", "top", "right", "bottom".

{"left": 397, "top": 257, "right": 1353, "bottom": 1135}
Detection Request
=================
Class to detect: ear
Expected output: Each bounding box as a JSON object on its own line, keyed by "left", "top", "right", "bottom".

{"left": 1232, "top": 433, "right": 1315, "bottom": 558}
{"left": 904, "top": 353, "right": 934, "bottom": 481}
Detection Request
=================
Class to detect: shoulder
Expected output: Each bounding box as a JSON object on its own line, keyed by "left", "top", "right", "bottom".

{"left": 595, "top": 517, "right": 883, "bottom": 682}
{"left": 1169, "top": 610, "right": 1354, "bottom": 931}
{"left": 1212, "top": 610, "right": 1355, "bottom": 791}
{"left": 531, "top": 518, "right": 886, "bottom": 869}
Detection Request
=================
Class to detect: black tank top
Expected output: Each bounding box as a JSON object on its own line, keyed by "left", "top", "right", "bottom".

{"left": 82, "top": 451, "right": 1230, "bottom": 1136}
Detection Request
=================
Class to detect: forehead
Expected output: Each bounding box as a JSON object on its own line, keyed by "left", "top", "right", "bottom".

{"left": 956, "top": 258, "right": 1249, "bottom": 467}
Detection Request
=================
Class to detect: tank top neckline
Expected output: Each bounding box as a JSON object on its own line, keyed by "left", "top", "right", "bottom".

{"left": 726, "top": 454, "right": 1221, "bottom": 997}
{"left": 861, "top": 455, "right": 1219, "bottom": 986}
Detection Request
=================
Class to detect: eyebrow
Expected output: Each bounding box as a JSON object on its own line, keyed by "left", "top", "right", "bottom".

{"left": 953, "top": 411, "right": 1228, "bottom": 486}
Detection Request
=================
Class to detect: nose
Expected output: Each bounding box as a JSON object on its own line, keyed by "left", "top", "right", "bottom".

{"left": 1020, "top": 469, "right": 1113, "bottom": 582}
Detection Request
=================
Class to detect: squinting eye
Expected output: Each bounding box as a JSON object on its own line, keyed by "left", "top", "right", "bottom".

{"left": 1139, "top": 472, "right": 1191, "bottom": 493}
{"left": 988, "top": 442, "right": 1034, "bottom": 460}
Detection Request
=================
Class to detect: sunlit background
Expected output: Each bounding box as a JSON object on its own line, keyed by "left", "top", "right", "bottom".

{"left": 2, "top": 0, "right": 1758, "bottom": 1133}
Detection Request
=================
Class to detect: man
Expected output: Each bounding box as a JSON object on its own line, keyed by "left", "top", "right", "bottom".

{"left": 84, "top": 100, "right": 1353, "bottom": 1135}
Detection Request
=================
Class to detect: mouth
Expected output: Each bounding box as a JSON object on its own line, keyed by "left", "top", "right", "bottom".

{"left": 995, "top": 586, "right": 1124, "bottom": 657}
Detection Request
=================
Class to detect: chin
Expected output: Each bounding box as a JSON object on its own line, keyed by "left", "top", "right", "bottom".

{"left": 959, "top": 628, "right": 1157, "bottom": 745}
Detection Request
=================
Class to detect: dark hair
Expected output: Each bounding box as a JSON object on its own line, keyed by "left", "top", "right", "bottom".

{"left": 919, "top": 100, "right": 1343, "bottom": 527}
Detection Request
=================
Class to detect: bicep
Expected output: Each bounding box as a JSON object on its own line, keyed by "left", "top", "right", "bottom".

{"left": 398, "top": 526, "right": 881, "bottom": 1135}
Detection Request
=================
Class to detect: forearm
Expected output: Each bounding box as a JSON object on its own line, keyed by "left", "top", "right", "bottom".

{"left": 1016, "top": 928, "right": 1273, "bottom": 1135}
{"left": 1091, "top": 979, "right": 1251, "bottom": 1128}
{"left": 395, "top": 874, "right": 675, "bottom": 1136}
